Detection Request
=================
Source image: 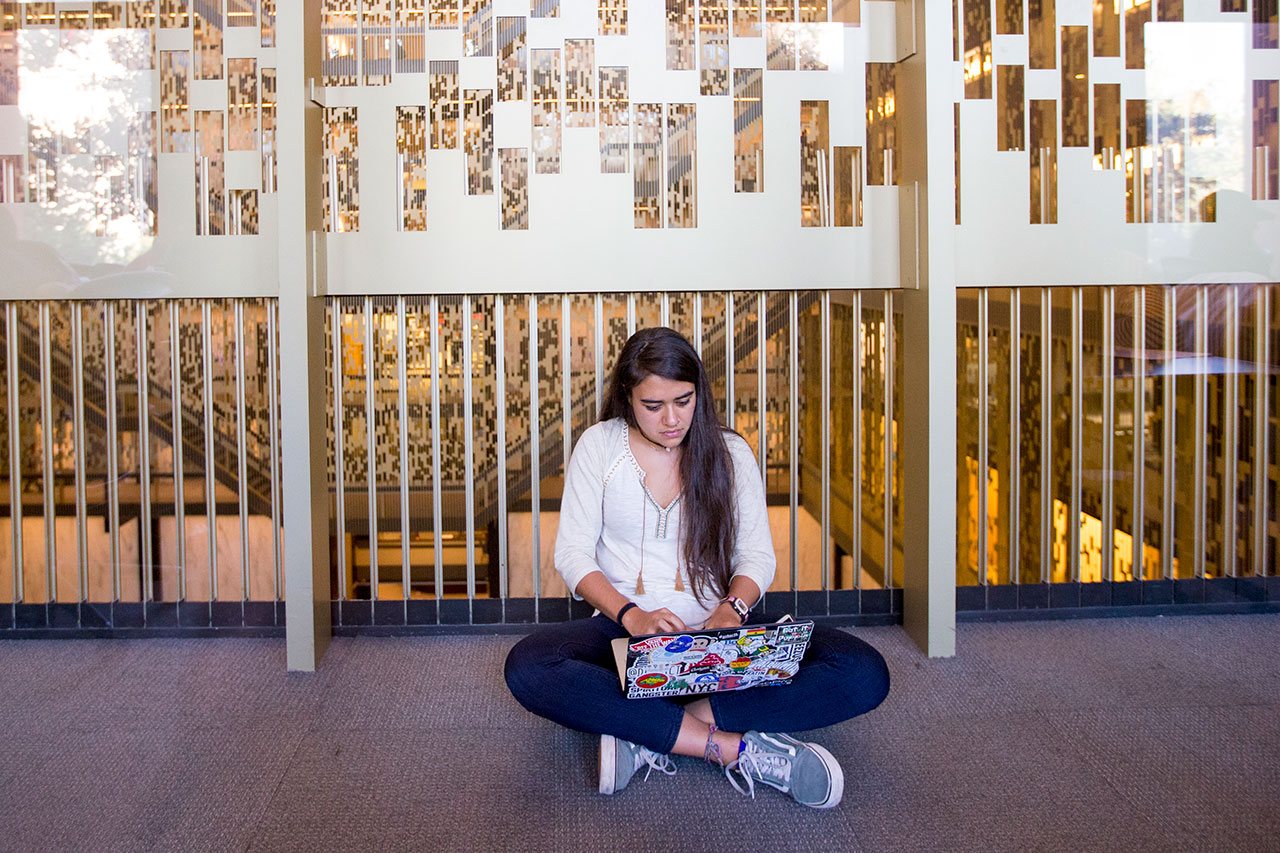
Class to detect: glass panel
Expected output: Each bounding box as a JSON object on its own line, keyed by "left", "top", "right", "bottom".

{"left": 986, "top": 290, "right": 1011, "bottom": 585}
{"left": 1018, "top": 290, "right": 1044, "bottom": 583}
{"left": 957, "top": 289, "right": 982, "bottom": 587}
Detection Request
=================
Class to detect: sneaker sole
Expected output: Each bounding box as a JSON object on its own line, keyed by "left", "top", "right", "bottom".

{"left": 802, "top": 742, "right": 844, "bottom": 809}
{"left": 598, "top": 734, "right": 618, "bottom": 795}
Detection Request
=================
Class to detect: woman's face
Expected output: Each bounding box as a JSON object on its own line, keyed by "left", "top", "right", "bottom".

{"left": 630, "top": 374, "right": 696, "bottom": 450}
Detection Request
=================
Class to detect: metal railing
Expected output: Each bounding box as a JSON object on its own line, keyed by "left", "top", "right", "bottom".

{"left": 957, "top": 283, "right": 1278, "bottom": 600}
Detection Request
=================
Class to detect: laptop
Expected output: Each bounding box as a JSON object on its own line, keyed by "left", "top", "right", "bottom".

{"left": 611, "top": 618, "right": 815, "bottom": 699}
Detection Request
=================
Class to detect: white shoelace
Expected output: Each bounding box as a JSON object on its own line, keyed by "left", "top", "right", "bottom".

{"left": 638, "top": 748, "right": 678, "bottom": 782}
{"left": 724, "top": 746, "right": 793, "bottom": 798}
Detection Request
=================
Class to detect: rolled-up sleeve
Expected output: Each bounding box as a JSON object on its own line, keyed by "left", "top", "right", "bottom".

{"left": 728, "top": 434, "right": 776, "bottom": 595}
{"left": 553, "top": 425, "right": 606, "bottom": 597}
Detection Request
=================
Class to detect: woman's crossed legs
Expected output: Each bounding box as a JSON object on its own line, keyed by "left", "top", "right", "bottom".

{"left": 503, "top": 615, "right": 890, "bottom": 808}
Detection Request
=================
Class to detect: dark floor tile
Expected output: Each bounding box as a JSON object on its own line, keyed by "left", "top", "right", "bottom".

{"left": 1018, "top": 584, "right": 1049, "bottom": 610}
{"left": 986, "top": 585, "right": 1018, "bottom": 611}
{"left": 145, "top": 602, "right": 179, "bottom": 628}
{"left": 211, "top": 602, "right": 243, "bottom": 627}
{"left": 1173, "top": 578, "right": 1205, "bottom": 605}
{"left": 1049, "top": 582, "right": 1080, "bottom": 609}
{"left": 1080, "top": 582, "right": 1112, "bottom": 608}
{"left": 49, "top": 603, "right": 80, "bottom": 629}
{"left": 1112, "top": 581, "right": 1142, "bottom": 607}
{"left": 404, "top": 600, "right": 437, "bottom": 626}
{"left": 372, "top": 600, "right": 405, "bottom": 626}
{"left": 829, "top": 589, "right": 859, "bottom": 616}
{"left": 1204, "top": 577, "right": 1239, "bottom": 604}
{"left": 861, "top": 589, "right": 890, "bottom": 614}
{"left": 956, "top": 585, "right": 986, "bottom": 611}
{"left": 795, "top": 591, "right": 827, "bottom": 618}
{"left": 1237, "top": 577, "right": 1266, "bottom": 603}
{"left": 891, "top": 589, "right": 904, "bottom": 614}
{"left": 503, "top": 598, "right": 534, "bottom": 624}
{"left": 330, "top": 601, "right": 341, "bottom": 628}
{"left": 438, "top": 599, "right": 470, "bottom": 625}
{"left": 536, "top": 598, "right": 571, "bottom": 623}
{"left": 179, "top": 601, "right": 211, "bottom": 628}
{"left": 113, "top": 602, "right": 145, "bottom": 628}
{"left": 340, "top": 599, "right": 372, "bottom": 627}
{"left": 13, "top": 604, "right": 45, "bottom": 629}
{"left": 473, "top": 598, "right": 505, "bottom": 624}
{"left": 79, "top": 603, "right": 111, "bottom": 629}
{"left": 0, "top": 604, "right": 11, "bottom": 630}
{"left": 243, "top": 601, "right": 277, "bottom": 627}
{"left": 1142, "top": 580, "right": 1173, "bottom": 605}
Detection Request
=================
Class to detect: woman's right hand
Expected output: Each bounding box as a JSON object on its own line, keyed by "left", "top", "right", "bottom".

{"left": 621, "top": 606, "right": 688, "bottom": 636}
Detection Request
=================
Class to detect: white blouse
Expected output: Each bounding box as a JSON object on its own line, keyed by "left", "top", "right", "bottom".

{"left": 553, "top": 417, "right": 777, "bottom": 628}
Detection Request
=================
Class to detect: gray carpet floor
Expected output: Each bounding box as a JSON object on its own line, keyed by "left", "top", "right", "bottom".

{"left": 1, "top": 613, "right": 1277, "bottom": 853}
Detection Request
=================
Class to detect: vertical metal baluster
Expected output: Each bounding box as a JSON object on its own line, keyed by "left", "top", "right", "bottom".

{"left": 1163, "top": 287, "right": 1176, "bottom": 579}
{"left": 528, "top": 295, "right": 541, "bottom": 615}
{"left": 1070, "top": 288, "right": 1082, "bottom": 581}
{"left": 660, "top": 291, "right": 669, "bottom": 327}
{"left": 136, "top": 305, "right": 154, "bottom": 602}
{"left": 1009, "top": 289, "right": 1020, "bottom": 586}
{"left": 693, "top": 292, "right": 703, "bottom": 357}
{"left": 1040, "top": 287, "right": 1051, "bottom": 582}
{"left": 234, "top": 302, "right": 250, "bottom": 605}
{"left": 7, "top": 305, "right": 23, "bottom": 605}
{"left": 1224, "top": 286, "right": 1239, "bottom": 577}
{"left": 202, "top": 301, "right": 216, "bottom": 603}
{"left": 71, "top": 303, "right": 87, "bottom": 608}
{"left": 364, "top": 297, "right": 378, "bottom": 603}
{"left": 820, "top": 291, "right": 831, "bottom": 598}
{"left": 1254, "top": 286, "right": 1270, "bottom": 577}
{"left": 496, "top": 295, "right": 508, "bottom": 603}
{"left": 757, "top": 291, "right": 766, "bottom": 478}
{"left": 561, "top": 292, "right": 571, "bottom": 521}
{"left": 1133, "top": 288, "right": 1146, "bottom": 579}
{"left": 788, "top": 291, "right": 798, "bottom": 598}
{"left": 883, "top": 291, "right": 896, "bottom": 590}
{"left": 626, "top": 292, "right": 635, "bottom": 336}
{"left": 852, "top": 291, "right": 862, "bottom": 589}
{"left": 397, "top": 297, "right": 410, "bottom": 609}
{"left": 266, "top": 301, "right": 282, "bottom": 602}
{"left": 1101, "top": 287, "right": 1115, "bottom": 582}
{"left": 727, "top": 292, "right": 737, "bottom": 427}
{"left": 105, "top": 304, "right": 121, "bottom": 603}
{"left": 1194, "top": 286, "right": 1207, "bottom": 577}
{"left": 170, "top": 302, "right": 186, "bottom": 601}
{"left": 593, "top": 293, "right": 604, "bottom": 417}
{"left": 977, "top": 290, "right": 988, "bottom": 586}
{"left": 430, "top": 295, "right": 444, "bottom": 609}
{"left": 40, "top": 304, "right": 57, "bottom": 603}
{"left": 463, "top": 294, "right": 476, "bottom": 619}
{"left": 332, "top": 300, "right": 348, "bottom": 601}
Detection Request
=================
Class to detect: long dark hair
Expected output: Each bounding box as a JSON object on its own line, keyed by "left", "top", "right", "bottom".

{"left": 600, "top": 327, "right": 736, "bottom": 603}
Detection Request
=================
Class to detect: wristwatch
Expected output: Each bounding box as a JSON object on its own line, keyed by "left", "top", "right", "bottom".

{"left": 724, "top": 595, "right": 751, "bottom": 624}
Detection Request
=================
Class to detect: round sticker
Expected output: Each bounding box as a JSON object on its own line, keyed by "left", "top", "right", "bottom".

{"left": 662, "top": 635, "right": 693, "bottom": 654}
{"left": 636, "top": 673, "right": 669, "bottom": 689}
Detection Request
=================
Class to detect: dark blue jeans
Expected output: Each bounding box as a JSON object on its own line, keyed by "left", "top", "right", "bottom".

{"left": 504, "top": 614, "right": 890, "bottom": 754}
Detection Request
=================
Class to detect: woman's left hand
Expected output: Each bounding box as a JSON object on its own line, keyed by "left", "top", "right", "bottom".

{"left": 702, "top": 602, "right": 743, "bottom": 630}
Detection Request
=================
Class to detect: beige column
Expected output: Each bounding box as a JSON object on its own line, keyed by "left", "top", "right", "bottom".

{"left": 897, "top": 0, "right": 957, "bottom": 657}
{"left": 278, "top": 0, "right": 332, "bottom": 671}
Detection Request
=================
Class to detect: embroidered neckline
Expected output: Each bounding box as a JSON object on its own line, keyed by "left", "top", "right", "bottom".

{"left": 622, "top": 422, "right": 683, "bottom": 515}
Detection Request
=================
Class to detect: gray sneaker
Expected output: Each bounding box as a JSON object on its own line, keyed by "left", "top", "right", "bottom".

{"left": 598, "top": 734, "right": 677, "bottom": 795}
{"left": 726, "top": 731, "right": 844, "bottom": 808}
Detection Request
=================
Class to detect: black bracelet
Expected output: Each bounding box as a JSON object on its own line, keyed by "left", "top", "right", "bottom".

{"left": 616, "top": 601, "right": 639, "bottom": 629}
